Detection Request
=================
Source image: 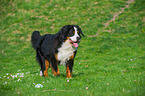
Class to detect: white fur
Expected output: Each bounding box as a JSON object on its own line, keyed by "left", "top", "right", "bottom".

{"left": 57, "top": 40, "right": 75, "bottom": 65}
{"left": 40, "top": 71, "right": 43, "bottom": 76}
{"left": 69, "top": 27, "right": 80, "bottom": 42}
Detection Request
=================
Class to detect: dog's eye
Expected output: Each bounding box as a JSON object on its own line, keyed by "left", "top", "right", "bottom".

{"left": 69, "top": 32, "right": 74, "bottom": 36}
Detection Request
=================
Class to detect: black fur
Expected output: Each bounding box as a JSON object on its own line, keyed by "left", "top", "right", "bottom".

{"left": 31, "top": 25, "right": 84, "bottom": 77}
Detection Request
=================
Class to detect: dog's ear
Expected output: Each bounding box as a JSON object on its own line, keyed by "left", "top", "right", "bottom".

{"left": 76, "top": 25, "right": 84, "bottom": 37}
{"left": 59, "top": 25, "right": 72, "bottom": 41}
{"left": 79, "top": 28, "right": 84, "bottom": 37}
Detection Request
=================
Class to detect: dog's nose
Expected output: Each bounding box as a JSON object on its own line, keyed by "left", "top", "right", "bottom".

{"left": 77, "top": 37, "right": 81, "bottom": 42}
{"left": 77, "top": 37, "right": 80, "bottom": 40}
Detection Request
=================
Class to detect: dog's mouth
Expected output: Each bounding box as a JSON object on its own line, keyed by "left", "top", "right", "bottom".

{"left": 69, "top": 39, "right": 80, "bottom": 48}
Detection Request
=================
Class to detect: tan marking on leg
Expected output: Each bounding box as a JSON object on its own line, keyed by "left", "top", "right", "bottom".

{"left": 55, "top": 54, "right": 59, "bottom": 61}
{"left": 66, "top": 54, "right": 74, "bottom": 78}
{"left": 69, "top": 53, "right": 74, "bottom": 59}
{"left": 57, "top": 67, "right": 60, "bottom": 75}
{"left": 66, "top": 65, "right": 72, "bottom": 78}
{"left": 44, "top": 60, "right": 49, "bottom": 77}
{"left": 51, "top": 64, "right": 60, "bottom": 76}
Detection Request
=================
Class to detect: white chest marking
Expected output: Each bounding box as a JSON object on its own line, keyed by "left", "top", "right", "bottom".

{"left": 57, "top": 40, "right": 75, "bottom": 65}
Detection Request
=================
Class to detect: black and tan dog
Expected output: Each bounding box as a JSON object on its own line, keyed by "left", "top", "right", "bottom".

{"left": 31, "top": 25, "right": 84, "bottom": 78}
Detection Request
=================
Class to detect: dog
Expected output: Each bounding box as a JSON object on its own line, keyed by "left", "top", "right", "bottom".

{"left": 31, "top": 25, "right": 84, "bottom": 78}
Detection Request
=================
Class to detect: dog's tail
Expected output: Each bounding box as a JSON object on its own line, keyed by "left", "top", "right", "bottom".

{"left": 31, "top": 31, "right": 41, "bottom": 49}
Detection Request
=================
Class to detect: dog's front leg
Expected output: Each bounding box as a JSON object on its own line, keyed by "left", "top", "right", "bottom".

{"left": 66, "top": 59, "right": 74, "bottom": 78}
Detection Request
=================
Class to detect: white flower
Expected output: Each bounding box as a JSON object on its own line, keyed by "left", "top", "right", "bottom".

{"left": 17, "top": 79, "right": 21, "bottom": 82}
{"left": 6, "top": 73, "right": 9, "bottom": 75}
{"left": 67, "top": 80, "right": 69, "bottom": 82}
{"left": 40, "top": 71, "right": 43, "bottom": 76}
{"left": 11, "top": 75, "right": 15, "bottom": 78}
{"left": 20, "top": 73, "right": 24, "bottom": 77}
{"left": 3, "top": 81, "right": 7, "bottom": 85}
{"left": 86, "top": 87, "right": 88, "bottom": 90}
{"left": 15, "top": 75, "right": 17, "bottom": 78}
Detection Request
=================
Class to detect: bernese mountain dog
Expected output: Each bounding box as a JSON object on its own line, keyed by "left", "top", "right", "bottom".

{"left": 31, "top": 25, "right": 84, "bottom": 78}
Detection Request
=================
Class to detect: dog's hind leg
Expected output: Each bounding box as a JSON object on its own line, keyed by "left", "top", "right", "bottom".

{"left": 51, "top": 65, "right": 60, "bottom": 77}
{"left": 43, "top": 59, "right": 50, "bottom": 77}
{"left": 36, "top": 55, "right": 44, "bottom": 76}
{"left": 36, "top": 50, "right": 46, "bottom": 77}
{"left": 50, "top": 59, "right": 60, "bottom": 76}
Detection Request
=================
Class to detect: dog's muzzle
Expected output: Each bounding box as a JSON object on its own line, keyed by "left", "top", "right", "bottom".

{"left": 69, "top": 39, "right": 80, "bottom": 48}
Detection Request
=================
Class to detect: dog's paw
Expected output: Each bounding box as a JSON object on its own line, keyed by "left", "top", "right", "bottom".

{"left": 40, "top": 71, "right": 43, "bottom": 76}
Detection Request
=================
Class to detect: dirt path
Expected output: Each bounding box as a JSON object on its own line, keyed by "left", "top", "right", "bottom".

{"left": 89, "top": 0, "right": 135, "bottom": 37}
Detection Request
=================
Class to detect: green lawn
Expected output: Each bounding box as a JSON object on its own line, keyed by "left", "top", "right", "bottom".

{"left": 0, "top": 0, "right": 145, "bottom": 95}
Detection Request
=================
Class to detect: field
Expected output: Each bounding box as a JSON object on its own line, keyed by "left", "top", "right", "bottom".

{"left": 0, "top": 0, "right": 145, "bottom": 95}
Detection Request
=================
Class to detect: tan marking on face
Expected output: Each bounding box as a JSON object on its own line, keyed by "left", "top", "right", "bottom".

{"left": 64, "top": 37, "right": 70, "bottom": 42}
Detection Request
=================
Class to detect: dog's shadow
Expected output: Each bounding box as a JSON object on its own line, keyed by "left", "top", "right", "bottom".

{"left": 61, "top": 72, "right": 84, "bottom": 78}
{"left": 73, "top": 73, "right": 84, "bottom": 77}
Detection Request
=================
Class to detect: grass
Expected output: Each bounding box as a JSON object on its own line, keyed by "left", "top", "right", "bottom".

{"left": 0, "top": 0, "right": 145, "bottom": 95}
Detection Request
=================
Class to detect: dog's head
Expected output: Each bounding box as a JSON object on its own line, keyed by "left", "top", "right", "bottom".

{"left": 59, "top": 25, "right": 84, "bottom": 48}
